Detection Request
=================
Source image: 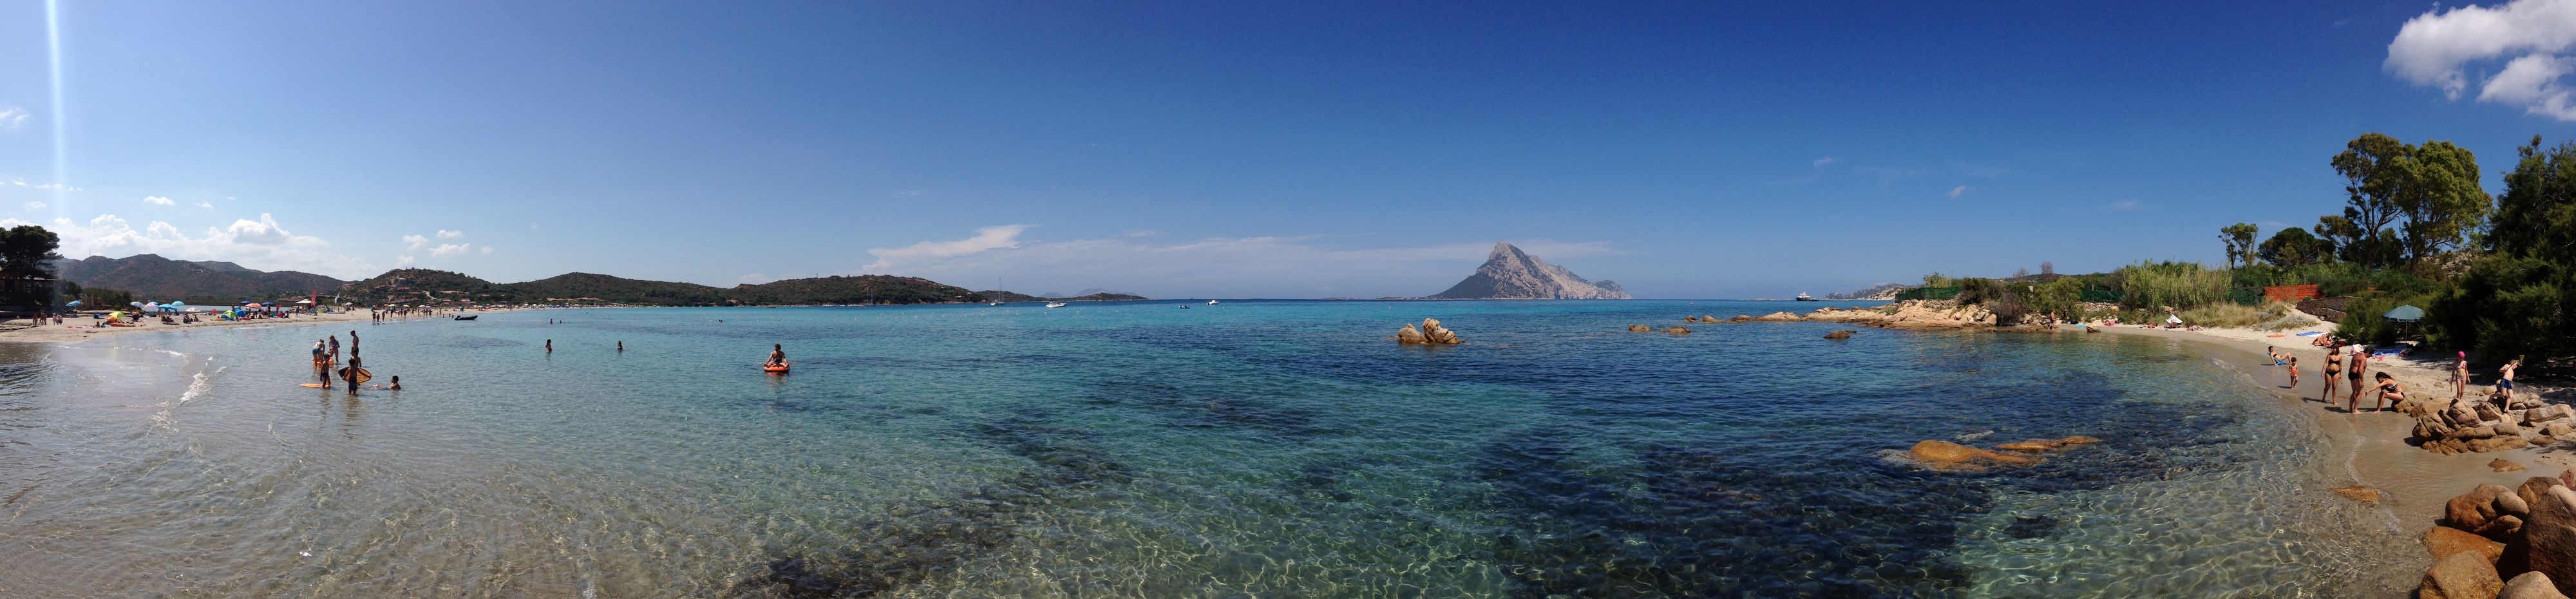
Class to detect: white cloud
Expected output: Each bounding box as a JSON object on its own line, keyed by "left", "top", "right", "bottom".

{"left": 196, "top": 202, "right": 213, "bottom": 209}
{"left": 0, "top": 108, "right": 25, "bottom": 129}
{"left": 1814, "top": 157, "right": 1837, "bottom": 166}
{"left": 428, "top": 243, "right": 471, "bottom": 257}
{"left": 2388, "top": 0, "right": 2576, "bottom": 119}
{"left": 863, "top": 224, "right": 1032, "bottom": 270}
{"left": 480, "top": 245, "right": 493, "bottom": 255}
{"left": 8, "top": 178, "right": 79, "bottom": 191}
{"left": 21, "top": 202, "right": 43, "bottom": 211}
{"left": 402, "top": 234, "right": 428, "bottom": 251}
{"left": 436, "top": 229, "right": 463, "bottom": 238}
{"left": 1947, "top": 185, "right": 1968, "bottom": 198}
{"left": 3, "top": 213, "right": 375, "bottom": 277}
{"left": 858, "top": 231, "right": 1622, "bottom": 298}
{"left": 143, "top": 196, "right": 175, "bottom": 205}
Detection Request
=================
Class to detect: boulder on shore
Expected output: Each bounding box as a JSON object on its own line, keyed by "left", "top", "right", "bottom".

{"left": 2525, "top": 486, "right": 2576, "bottom": 592}
{"left": 2431, "top": 524, "right": 2510, "bottom": 563}
{"left": 2506, "top": 571, "right": 2572, "bottom": 599}
{"left": 2455, "top": 484, "right": 2516, "bottom": 531}
{"left": 2424, "top": 550, "right": 2507, "bottom": 599}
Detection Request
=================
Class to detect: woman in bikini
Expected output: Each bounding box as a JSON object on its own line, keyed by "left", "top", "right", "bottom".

{"left": 2453, "top": 352, "right": 2471, "bottom": 401}
{"left": 2364, "top": 372, "right": 2405, "bottom": 412}
{"left": 2345, "top": 345, "right": 2370, "bottom": 412}
{"left": 2321, "top": 348, "right": 2342, "bottom": 403}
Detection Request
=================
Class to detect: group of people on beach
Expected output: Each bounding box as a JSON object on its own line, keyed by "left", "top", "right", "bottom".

{"left": 2275, "top": 341, "right": 2523, "bottom": 415}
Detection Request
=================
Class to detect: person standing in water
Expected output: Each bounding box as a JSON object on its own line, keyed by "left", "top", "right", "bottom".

{"left": 327, "top": 335, "right": 341, "bottom": 363}
{"left": 616, "top": 341, "right": 623, "bottom": 352}
{"left": 766, "top": 344, "right": 786, "bottom": 367}
{"left": 545, "top": 339, "right": 553, "bottom": 354}
{"left": 349, "top": 331, "right": 359, "bottom": 358}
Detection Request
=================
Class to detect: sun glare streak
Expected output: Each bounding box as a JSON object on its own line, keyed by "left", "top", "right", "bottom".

{"left": 46, "top": 0, "right": 66, "bottom": 219}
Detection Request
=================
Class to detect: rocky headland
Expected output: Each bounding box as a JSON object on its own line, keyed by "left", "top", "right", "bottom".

{"left": 1692, "top": 300, "right": 1999, "bottom": 330}
{"left": 1428, "top": 242, "right": 1630, "bottom": 300}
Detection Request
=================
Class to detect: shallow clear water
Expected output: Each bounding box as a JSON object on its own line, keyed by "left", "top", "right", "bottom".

{"left": 0, "top": 300, "right": 2403, "bottom": 598}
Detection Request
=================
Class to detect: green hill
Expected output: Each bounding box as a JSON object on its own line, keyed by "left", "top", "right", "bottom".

{"left": 509, "top": 272, "right": 725, "bottom": 305}
{"left": 341, "top": 269, "right": 504, "bottom": 305}
{"left": 55, "top": 254, "right": 348, "bottom": 303}
{"left": 726, "top": 275, "right": 982, "bottom": 305}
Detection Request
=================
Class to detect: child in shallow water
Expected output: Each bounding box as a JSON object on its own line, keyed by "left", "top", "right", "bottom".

{"left": 2288, "top": 357, "right": 2299, "bottom": 388}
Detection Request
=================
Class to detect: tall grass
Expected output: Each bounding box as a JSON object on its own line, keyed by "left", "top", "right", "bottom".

{"left": 2114, "top": 261, "right": 2230, "bottom": 310}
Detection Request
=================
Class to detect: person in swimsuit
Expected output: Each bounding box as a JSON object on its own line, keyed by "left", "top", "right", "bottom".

{"left": 2500, "top": 357, "right": 2523, "bottom": 409}
{"left": 2363, "top": 372, "right": 2405, "bottom": 412}
{"left": 2322, "top": 350, "right": 2342, "bottom": 402}
{"left": 2454, "top": 352, "right": 2470, "bottom": 401}
{"left": 2288, "top": 356, "right": 2299, "bottom": 388}
{"left": 767, "top": 344, "right": 786, "bottom": 367}
{"left": 2346, "top": 345, "right": 2369, "bottom": 411}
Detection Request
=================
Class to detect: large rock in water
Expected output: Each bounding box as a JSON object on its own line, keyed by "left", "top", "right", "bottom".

{"left": 2526, "top": 486, "right": 2576, "bottom": 594}
{"left": 1426, "top": 242, "right": 1631, "bottom": 300}
{"left": 2425, "top": 550, "right": 2508, "bottom": 599}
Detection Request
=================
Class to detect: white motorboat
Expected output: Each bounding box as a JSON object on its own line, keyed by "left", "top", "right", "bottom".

{"left": 1045, "top": 301, "right": 1068, "bottom": 309}
{"left": 1207, "top": 300, "right": 1218, "bottom": 305}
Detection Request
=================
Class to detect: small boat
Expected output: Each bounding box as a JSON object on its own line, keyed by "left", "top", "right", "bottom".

{"left": 1207, "top": 300, "right": 1218, "bottom": 305}
{"left": 763, "top": 362, "right": 791, "bottom": 374}
{"left": 1794, "top": 293, "right": 1819, "bottom": 301}
{"left": 453, "top": 314, "right": 478, "bottom": 320}
{"left": 1045, "top": 302, "right": 1068, "bottom": 309}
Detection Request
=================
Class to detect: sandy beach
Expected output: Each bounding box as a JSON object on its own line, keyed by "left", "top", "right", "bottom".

{"left": 0, "top": 309, "right": 522, "bottom": 344}
{"left": 2083, "top": 316, "right": 2572, "bottom": 577}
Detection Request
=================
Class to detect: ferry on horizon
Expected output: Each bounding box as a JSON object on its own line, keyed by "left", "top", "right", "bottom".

{"left": 1795, "top": 292, "right": 1818, "bottom": 301}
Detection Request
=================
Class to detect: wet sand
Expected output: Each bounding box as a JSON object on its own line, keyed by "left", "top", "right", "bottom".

{"left": 2086, "top": 322, "right": 2571, "bottom": 591}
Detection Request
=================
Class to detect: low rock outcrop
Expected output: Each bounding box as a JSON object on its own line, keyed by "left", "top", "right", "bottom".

{"left": 1823, "top": 330, "right": 1854, "bottom": 339}
{"left": 1664, "top": 327, "right": 1690, "bottom": 334}
{"left": 1905, "top": 436, "right": 2097, "bottom": 471}
{"left": 1801, "top": 300, "right": 1998, "bottom": 330}
{"left": 2423, "top": 473, "right": 2576, "bottom": 598}
{"left": 1396, "top": 318, "right": 1461, "bottom": 345}
{"left": 1626, "top": 325, "right": 1651, "bottom": 332}
{"left": 2409, "top": 394, "right": 2576, "bottom": 454}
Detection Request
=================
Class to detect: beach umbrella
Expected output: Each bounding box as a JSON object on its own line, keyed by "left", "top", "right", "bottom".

{"left": 2384, "top": 305, "right": 2425, "bottom": 322}
{"left": 64, "top": 300, "right": 79, "bottom": 307}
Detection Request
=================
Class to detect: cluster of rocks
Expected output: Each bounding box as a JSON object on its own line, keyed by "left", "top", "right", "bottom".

{"left": 1395, "top": 318, "right": 1461, "bottom": 345}
{"left": 2398, "top": 393, "right": 2573, "bottom": 454}
{"left": 1903, "top": 436, "right": 2099, "bottom": 471}
{"left": 1624, "top": 324, "right": 1690, "bottom": 334}
{"left": 2416, "top": 473, "right": 2576, "bottom": 598}
{"left": 1693, "top": 301, "right": 1999, "bottom": 330}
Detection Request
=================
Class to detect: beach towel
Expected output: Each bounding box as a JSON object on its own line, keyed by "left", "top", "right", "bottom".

{"left": 2295, "top": 331, "right": 2324, "bottom": 337}
{"left": 2371, "top": 347, "right": 2405, "bottom": 356}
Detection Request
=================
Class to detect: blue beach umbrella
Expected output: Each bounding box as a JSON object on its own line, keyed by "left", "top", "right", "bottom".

{"left": 2384, "top": 305, "right": 2425, "bottom": 323}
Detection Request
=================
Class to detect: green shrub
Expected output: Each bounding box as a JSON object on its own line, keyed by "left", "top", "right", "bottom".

{"left": 2178, "top": 303, "right": 2264, "bottom": 328}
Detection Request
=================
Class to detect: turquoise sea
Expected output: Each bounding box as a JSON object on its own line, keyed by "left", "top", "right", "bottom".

{"left": 0, "top": 300, "right": 2407, "bottom": 598}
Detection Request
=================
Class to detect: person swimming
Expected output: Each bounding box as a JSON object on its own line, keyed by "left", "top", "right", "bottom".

{"left": 766, "top": 344, "right": 786, "bottom": 366}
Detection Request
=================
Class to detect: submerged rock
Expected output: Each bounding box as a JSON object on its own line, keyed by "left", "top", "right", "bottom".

{"left": 1823, "top": 330, "right": 1855, "bottom": 339}
{"left": 1626, "top": 324, "right": 1651, "bottom": 332}
{"left": 1664, "top": 327, "right": 1690, "bottom": 334}
{"left": 2503, "top": 459, "right": 2534, "bottom": 473}
{"left": 2334, "top": 486, "right": 2384, "bottom": 504}
{"left": 1906, "top": 440, "right": 2033, "bottom": 470}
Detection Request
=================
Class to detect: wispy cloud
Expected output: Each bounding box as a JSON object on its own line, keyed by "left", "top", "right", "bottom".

{"left": 197, "top": 202, "right": 213, "bottom": 209}
{"left": 402, "top": 234, "right": 428, "bottom": 251}
{"left": 0, "top": 108, "right": 26, "bottom": 129}
{"left": 21, "top": 202, "right": 43, "bottom": 211}
{"left": 864, "top": 225, "right": 1032, "bottom": 270}
{"left": 2388, "top": 0, "right": 2576, "bottom": 119}
{"left": 7, "top": 178, "right": 79, "bottom": 191}
{"left": 4, "top": 213, "right": 374, "bottom": 277}
{"left": 1947, "top": 185, "right": 1969, "bottom": 198}
{"left": 480, "top": 245, "right": 493, "bottom": 255}
{"left": 1813, "top": 157, "right": 1837, "bottom": 166}
{"left": 437, "top": 229, "right": 463, "bottom": 238}
{"left": 428, "top": 243, "right": 471, "bottom": 257}
{"left": 143, "top": 195, "right": 175, "bottom": 205}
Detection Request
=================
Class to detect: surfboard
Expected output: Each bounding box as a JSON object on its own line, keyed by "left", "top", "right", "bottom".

{"left": 299, "top": 383, "right": 327, "bottom": 388}
{"left": 339, "top": 366, "right": 373, "bottom": 385}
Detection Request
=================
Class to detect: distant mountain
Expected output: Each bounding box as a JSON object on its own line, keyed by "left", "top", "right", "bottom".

{"left": 726, "top": 275, "right": 983, "bottom": 305}
{"left": 1429, "top": 242, "right": 1631, "bottom": 300}
{"left": 341, "top": 269, "right": 504, "bottom": 304}
{"left": 56, "top": 254, "right": 348, "bottom": 302}
{"left": 979, "top": 290, "right": 1147, "bottom": 302}
{"left": 1823, "top": 283, "right": 1907, "bottom": 301}
{"left": 977, "top": 290, "right": 1045, "bottom": 302}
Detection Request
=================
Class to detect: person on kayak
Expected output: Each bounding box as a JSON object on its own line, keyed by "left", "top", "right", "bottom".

{"left": 766, "top": 344, "right": 786, "bottom": 367}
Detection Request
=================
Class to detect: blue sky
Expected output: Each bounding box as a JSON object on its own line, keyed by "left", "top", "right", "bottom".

{"left": 2, "top": 1, "right": 2571, "bottom": 299}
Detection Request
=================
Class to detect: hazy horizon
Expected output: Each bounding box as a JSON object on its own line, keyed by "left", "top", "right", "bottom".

{"left": 3, "top": 1, "right": 2569, "bottom": 298}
